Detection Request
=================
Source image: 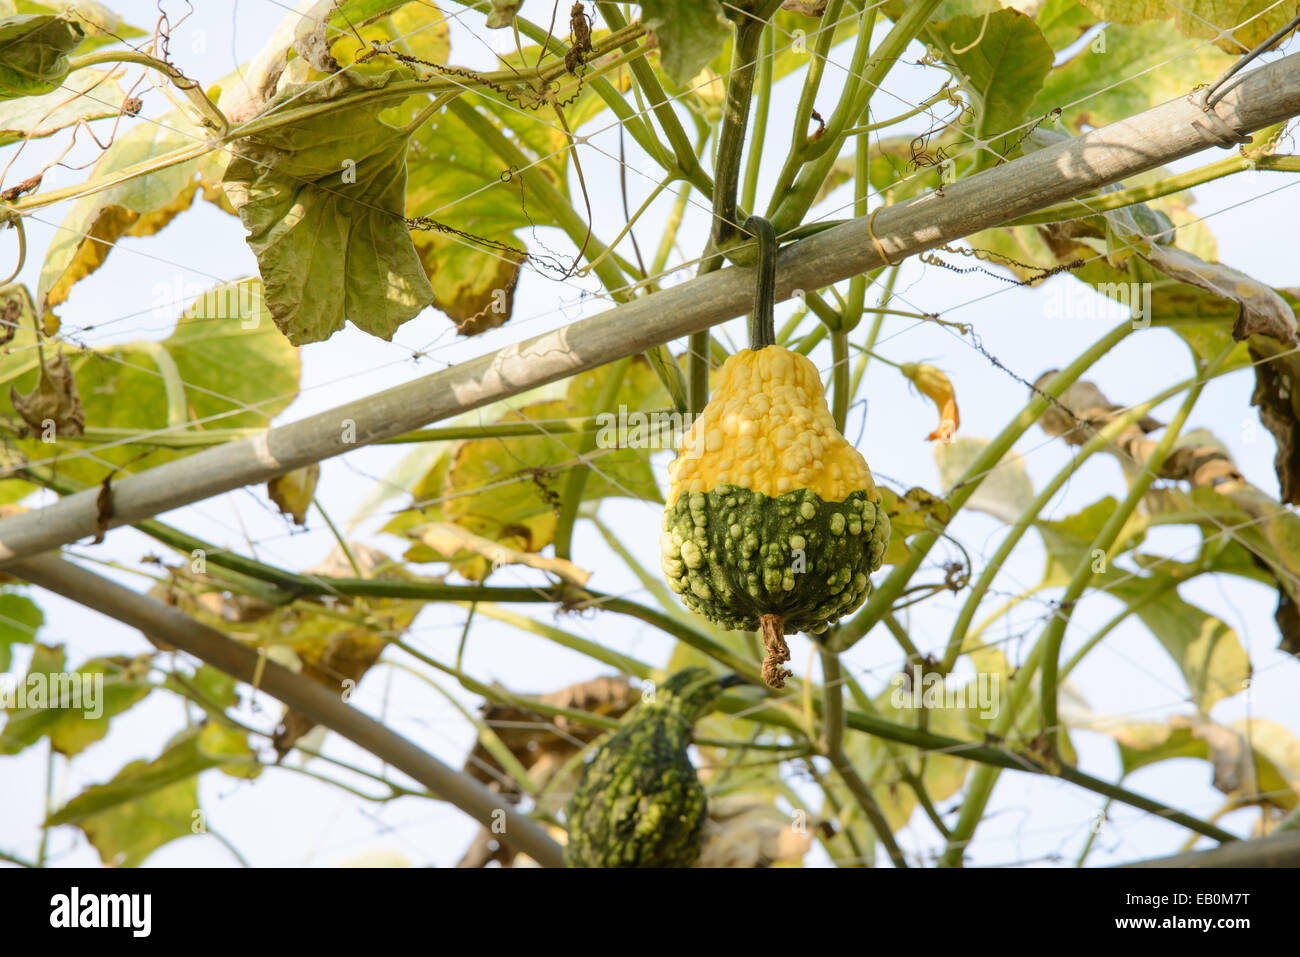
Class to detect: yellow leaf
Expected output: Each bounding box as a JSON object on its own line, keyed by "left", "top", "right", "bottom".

{"left": 414, "top": 521, "right": 591, "bottom": 587}
{"left": 267, "top": 464, "right": 319, "bottom": 525}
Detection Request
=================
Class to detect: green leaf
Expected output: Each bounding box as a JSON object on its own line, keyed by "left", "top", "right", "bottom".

{"left": 0, "top": 642, "right": 64, "bottom": 754}
{"left": 1035, "top": 496, "right": 1141, "bottom": 588}
{"left": 11, "top": 1, "right": 146, "bottom": 54}
{"left": 0, "top": 14, "right": 81, "bottom": 100}
{"left": 2, "top": 279, "right": 300, "bottom": 487}
{"left": 935, "top": 436, "right": 1034, "bottom": 524}
{"left": 0, "top": 66, "right": 124, "bottom": 145}
{"left": 44, "top": 724, "right": 257, "bottom": 866}
{"left": 844, "top": 681, "right": 982, "bottom": 833}
{"left": 0, "top": 646, "right": 153, "bottom": 756}
{"left": 0, "top": 590, "right": 41, "bottom": 671}
{"left": 1036, "top": 499, "right": 1249, "bottom": 710}
{"left": 1032, "top": 21, "right": 1233, "bottom": 132}
{"left": 163, "top": 663, "right": 239, "bottom": 718}
{"left": 303, "top": 0, "right": 451, "bottom": 76}
{"left": 1104, "top": 715, "right": 1300, "bottom": 812}
{"left": 1034, "top": 0, "right": 1097, "bottom": 50}
{"left": 876, "top": 486, "right": 951, "bottom": 565}
{"left": 47, "top": 723, "right": 260, "bottom": 824}
{"left": 640, "top": 0, "right": 731, "bottom": 87}
{"left": 405, "top": 88, "right": 564, "bottom": 334}
{"left": 486, "top": 0, "right": 523, "bottom": 29}
{"left": 1108, "top": 576, "right": 1251, "bottom": 711}
{"left": 223, "top": 71, "right": 433, "bottom": 344}
{"left": 931, "top": 9, "right": 1054, "bottom": 156}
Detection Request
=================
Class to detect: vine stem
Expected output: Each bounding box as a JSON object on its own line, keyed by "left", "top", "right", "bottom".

{"left": 820, "top": 648, "right": 909, "bottom": 868}
{"left": 11, "top": 12, "right": 651, "bottom": 214}
{"left": 938, "top": 345, "right": 1236, "bottom": 867}
{"left": 746, "top": 215, "right": 777, "bottom": 349}
{"left": 939, "top": 372, "right": 1214, "bottom": 675}
{"left": 68, "top": 49, "right": 229, "bottom": 134}
{"left": 1007, "top": 153, "right": 1300, "bottom": 227}
{"left": 832, "top": 319, "right": 1137, "bottom": 653}
{"left": 9, "top": 476, "right": 1238, "bottom": 841}
{"left": 447, "top": 98, "right": 630, "bottom": 294}
{"left": 1038, "top": 345, "right": 1234, "bottom": 747}
{"left": 770, "top": 0, "right": 944, "bottom": 234}
{"left": 741, "top": 23, "right": 774, "bottom": 213}
{"left": 0, "top": 413, "right": 647, "bottom": 448}
{"left": 552, "top": 356, "right": 632, "bottom": 560}
{"left": 690, "top": 7, "right": 777, "bottom": 409}
{"left": 594, "top": 3, "right": 714, "bottom": 197}
{"left": 766, "top": 0, "right": 848, "bottom": 207}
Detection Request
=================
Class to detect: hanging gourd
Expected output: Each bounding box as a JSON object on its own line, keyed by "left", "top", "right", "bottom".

{"left": 564, "top": 667, "right": 738, "bottom": 868}
{"left": 660, "top": 218, "right": 889, "bottom": 688}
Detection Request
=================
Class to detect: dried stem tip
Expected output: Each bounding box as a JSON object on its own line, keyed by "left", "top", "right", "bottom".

{"left": 760, "top": 614, "right": 793, "bottom": 689}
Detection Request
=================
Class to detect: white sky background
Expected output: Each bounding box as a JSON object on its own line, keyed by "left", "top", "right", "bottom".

{"left": 1, "top": 0, "right": 1299, "bottom": 868}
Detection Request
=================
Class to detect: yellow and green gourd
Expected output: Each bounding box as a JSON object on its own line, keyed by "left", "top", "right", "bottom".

{"left": 659, "top": 218, "right": 889, "bottom": 686}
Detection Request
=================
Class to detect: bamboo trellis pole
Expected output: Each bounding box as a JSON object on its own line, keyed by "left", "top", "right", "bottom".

{"left": 9, "top": 551, "right": 569, "bottom": 868}
{"left": 1118, "top": 828, "right": 1300, "bottom": 868}
{"left": 2, "top": 52, "right": 1299, "bottom": 564}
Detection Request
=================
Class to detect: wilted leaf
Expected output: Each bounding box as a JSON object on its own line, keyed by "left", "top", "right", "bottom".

{"left": 1033, "top": 374, "right": 1162, "bottom": 446}
{"left": 1248, "top": 332, "right": 1300, "bottom": 505}
{"left": 697, "top": 795, "right": 814, "bottom": 867}
{"left": 413, "top": 521, "right": 591, "bottom": 587}
{"left": 1140, "top": 245, "right": 1296, "bottom": 347}
{"left": 9, "top": 349, "right": 83, "bottom": 436}
{"left": 268, "top": 463, "right": 320, "bottom": 525}
{"left": 935, "top": 436, "right": 1033, "bottom": 524}
{"left": 292, "top": 0, "right": 342, "bottom": 72}
{"left": 1, "top": 280, "right": 300, "bottom": 489}
{"left": 271, "top": 544, "right": 422, "bottom": 756}
{"left": 459, "top": 674, "right": 637, "bottom": 867}
{"left": 222, "top": 71, "right": 433, "bottom": 344}
{"left": 0, "top": 14, "right": 81, "bottom": 100}
{"left": 1077, "top": 0, "right": 1300, "bottom": 51}
{"left": 1105, "top": 715, "right": 1300, "bottom": 813}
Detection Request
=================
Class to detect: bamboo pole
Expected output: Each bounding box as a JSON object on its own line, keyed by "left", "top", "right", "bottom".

{"left": 2, "top": 53, "right": 1299, "bottom": 564}
{"left": 1118, "top": 829, "right": 1300, "bottom": 868}
{"left": 7, "top": 552, "right": 568, "bottom": 868}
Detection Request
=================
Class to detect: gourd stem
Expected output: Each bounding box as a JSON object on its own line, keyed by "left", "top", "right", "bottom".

{"left": 745, "top": 215, "right": 778, "bottom": 350}
{"left": 759, "top": 613, "right": 791, "bottom": 689}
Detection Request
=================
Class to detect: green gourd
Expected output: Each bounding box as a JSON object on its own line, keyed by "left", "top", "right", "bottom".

{"left": 563, "top": 667, "right": 737, "bottom": 868}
